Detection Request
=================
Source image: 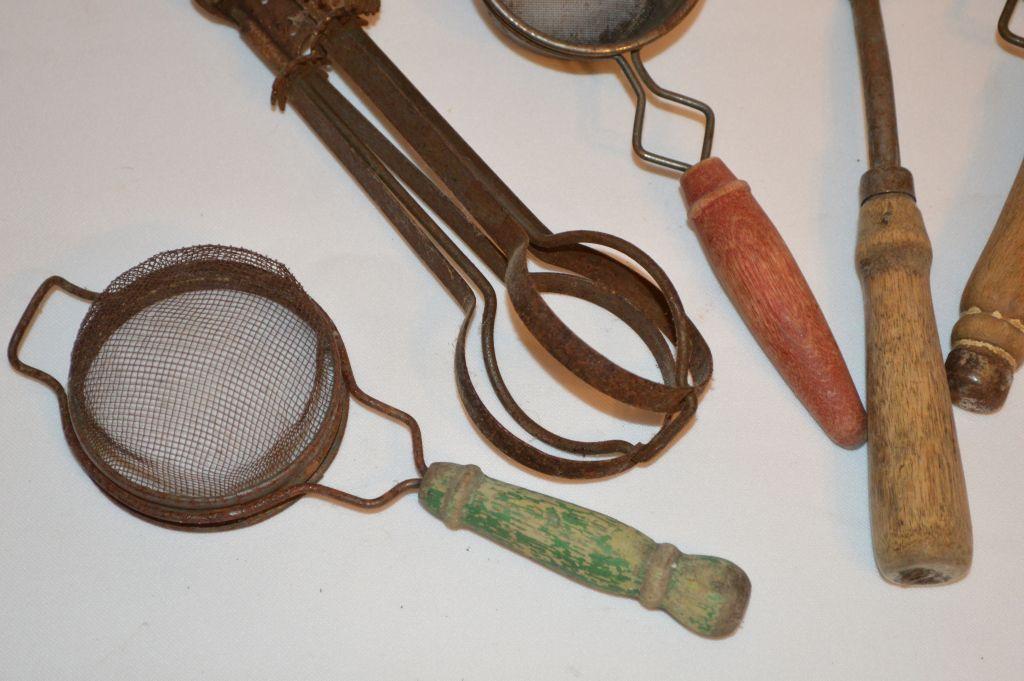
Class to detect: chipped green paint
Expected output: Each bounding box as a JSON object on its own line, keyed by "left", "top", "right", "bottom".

{"left": 421, "top": 486, "right": 444, "bottom": 515}
{"left": 461, "top": 480, "right": 644, "bottom": 593}
{"left": 418, "top": 462, "right": 752, "bottom": 637}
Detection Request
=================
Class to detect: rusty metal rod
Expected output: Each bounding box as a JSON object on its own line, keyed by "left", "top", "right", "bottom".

{"left": 850, "top": 0, "right": 901, "bottom": 172}
{"left": 193, "top": 0, "right": 711, "bottom": 478}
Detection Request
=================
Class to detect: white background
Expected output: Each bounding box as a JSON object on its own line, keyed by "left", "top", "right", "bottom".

{"left": 2, "top": 1, "right": 1023, "bottom": 679}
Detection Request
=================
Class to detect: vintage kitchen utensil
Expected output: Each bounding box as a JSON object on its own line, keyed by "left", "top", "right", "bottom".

{"left": 480, "top": 0, "right": 867, "bottom": 449}
{"left": 848, "top": 0, "right": 972, "bottom": 585}
{"left": 999, "top": 0, "right": 1024, "bottom": 48}
{"left": 8, "top": 245, "right": 750, "bottom": 637}
{"left": 945, "top": 0, "right": 1024, "bottom": 412}
{"left": 196, "top": 0, "right": 711, "bottom": 478}
{"left": 280, "top": 69, "right": 710, "bottom": 478}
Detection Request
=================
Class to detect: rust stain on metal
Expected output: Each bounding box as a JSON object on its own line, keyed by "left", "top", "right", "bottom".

{"left": 190, "top": 0, "right": 712, "bottom": 479}
{"left": 9, "top": 246, "right": 425, "bottom": 530}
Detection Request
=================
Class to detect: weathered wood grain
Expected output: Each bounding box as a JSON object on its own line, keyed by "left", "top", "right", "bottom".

{"left": 856, "top": 193, "right": 973, "bottom": 585}
{"left": 947, "top": 158, "right": 1024, "bottom": 412}
{"left": 682, "top": 157, "right": 866, "bottom": 448}
{"left": 419, "top": 462, "right": 750, "bottom": 637}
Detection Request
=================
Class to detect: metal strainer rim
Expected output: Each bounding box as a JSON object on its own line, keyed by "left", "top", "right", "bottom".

{"left": 63, "top": 246, "right": 350, "bottom": 515}
{"left": 482, "top": 0, "right": 701, "bottom": 59}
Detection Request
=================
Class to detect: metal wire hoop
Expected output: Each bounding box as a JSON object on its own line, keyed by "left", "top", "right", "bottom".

{"left": 482, "top": 0, "right": 701, "bottom": 58}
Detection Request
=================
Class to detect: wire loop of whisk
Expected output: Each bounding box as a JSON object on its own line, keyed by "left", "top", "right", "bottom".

{"left": 616, "top": 52, "right": 714, "bottom": 173}
{"left": 189, "top": 0, "right": 713, "bottom": 479}
{"left": 1000, "top": 0, "right": 1024, "bottom": 47}
{"left": 285, "top": 64, "right": 710, "bottom": 478}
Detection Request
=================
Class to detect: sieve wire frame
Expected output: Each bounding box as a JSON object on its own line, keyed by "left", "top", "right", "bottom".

{"left": 482, "top": 0, "right": 701, "bottom": 59}
{"left": 61, "top": 249, "right": 351, "bottom": 528}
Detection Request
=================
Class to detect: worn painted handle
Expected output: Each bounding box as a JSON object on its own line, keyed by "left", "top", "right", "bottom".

{"left": 419, "top": 462, "right": 750, "bottom": 637}
{"left": 682, "top": 157, "right": 866, "bottom": 448}
{"left": 856, "top": 193, "right": 973, "bottom": 585}
{"left": 947, "top": 158, "right": 1024, "bottom": 412}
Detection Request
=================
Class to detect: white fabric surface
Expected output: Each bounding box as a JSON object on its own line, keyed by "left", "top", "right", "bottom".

{"left": 1, "top": 1, "right": 1022, "bottom": 679}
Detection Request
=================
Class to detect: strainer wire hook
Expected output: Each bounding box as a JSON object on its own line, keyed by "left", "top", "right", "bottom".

{"left": 1000, "top": 0, "right": 1024, "bottom": 47}
{"left": 615, "top": 51, "right": 715, "bottom": 173}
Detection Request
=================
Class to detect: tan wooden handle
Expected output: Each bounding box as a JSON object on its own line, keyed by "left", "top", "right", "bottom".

{"left": 947, "top": 158, "right": 1024, "bottom": 412}
{"left": 856, "top": 193, "right": 973, "bottom": 585}
{"left": 682, "top": 157, "right": 866, "bottom": 448}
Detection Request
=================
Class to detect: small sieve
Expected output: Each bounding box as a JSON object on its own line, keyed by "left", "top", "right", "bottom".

{"left": 10, "top": 246, "right": 384, "bottom": 527}
{"left": 10, "top": 245, "right": 749, "bottom": 636}
{"left": 484, "top": 0, "right": 712, "bottom": 171}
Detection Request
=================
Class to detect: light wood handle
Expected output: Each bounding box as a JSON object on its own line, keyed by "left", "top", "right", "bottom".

{"left": 682, "top": 157, "right": 866, "bottom": 448}
{"left": 947, "top": 158, "right": 1024, "bottom": 412}
{"left": 419, "top": 463, "right": 750, "bottom": 637}
{"left": 856, "top": 192, "right": 973, "bottom": 585}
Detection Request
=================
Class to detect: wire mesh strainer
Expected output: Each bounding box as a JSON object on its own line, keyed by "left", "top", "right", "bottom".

{"left": 485, "top": 0, "right": 710, "bottom": 170}
{"left": 11, "top": 246, "right": 366, "bottom": 526}
{"left": 489, "top": 0, "right": 699, "bottom": 55}
{"left": 9, "top": 244, "right": 749, "bottom": 636}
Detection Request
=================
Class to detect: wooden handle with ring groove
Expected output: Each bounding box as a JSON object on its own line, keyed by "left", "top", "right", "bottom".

{"left": 682, "top": 157, "right": 866, "bottom": 448}
{"left": 856, "top": 192, "right": 973, "bottom": 584}
{"left": 947, "top": 158, "right": 1024, "bottom": 412}
{"left": 420, "top": 462, "right": 751, "bottom": 637}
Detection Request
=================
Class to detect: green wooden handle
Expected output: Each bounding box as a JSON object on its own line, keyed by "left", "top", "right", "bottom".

{"left": 419, "top": 462, "right": 750, "bottom": 637}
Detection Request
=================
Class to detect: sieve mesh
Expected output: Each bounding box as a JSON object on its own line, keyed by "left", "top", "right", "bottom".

{"left": 496, "top": 0, "right": 676, "bottom": 48}
{"left": 66, "top": 246, "right": 338, "bottom": 502}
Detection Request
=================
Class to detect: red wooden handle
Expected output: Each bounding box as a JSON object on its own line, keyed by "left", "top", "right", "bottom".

{"left": 682, "top": 157, "right": 866, "bottom": 448}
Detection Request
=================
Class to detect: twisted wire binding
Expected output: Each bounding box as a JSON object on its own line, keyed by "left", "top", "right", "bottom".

{"left": 272, "top": 3, "right": 372, "bottom": 110}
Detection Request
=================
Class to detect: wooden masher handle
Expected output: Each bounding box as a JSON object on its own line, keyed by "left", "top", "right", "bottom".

{"left": 681, "top": 157, "right": 866, "bottom": 448}
{"left": 947, "top": 158, "right": 1024, "bottom": 412}
{"left": 420, "top": 462, "right": 750, "bottom": 637}
{"left": 856, "top": 192, "right": 972, "bottom": 584}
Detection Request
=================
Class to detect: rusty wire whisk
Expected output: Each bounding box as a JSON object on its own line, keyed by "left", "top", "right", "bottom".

{"left": 193, "top": 0, "right": 713, "bottom": 479}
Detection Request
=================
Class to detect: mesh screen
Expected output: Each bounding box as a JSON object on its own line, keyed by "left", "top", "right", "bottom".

{"left": 497, "top": 0, "right": 676, "bottom": 47}
{"left": 67, "top": 246, "right": 337, "bottom": 502}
